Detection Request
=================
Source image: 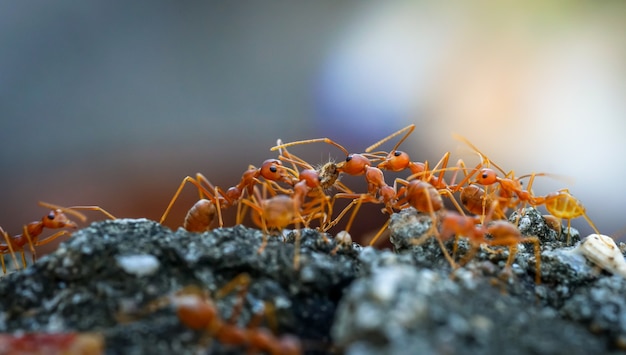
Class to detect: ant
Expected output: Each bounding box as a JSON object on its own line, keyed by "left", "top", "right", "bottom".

{"left": 365, "top": 126, "right": 474, "bottom": 218}
{"left": 136, "top": 274, "right": 301, "bottom": 355}
{"left": 438, "top": 202, "right": 542, "bottom": 285}
{"left": 0, "top": 201, "right": 115, "bottom": 273}
{"left": 451, "top": 134, "right": 559, "bottom": 221}
{"left": 365, "top": 124, "right": 455, "bottom": 190}
{"left": 239, "top": 180, "right": 327, "bottom": 269}
{"left": 451, "top": 134, "right": 595, "bottom": 243}
{"left": 273, "top": 138, "right": 342, "bottom": 229}
{"left": 160, "top": 158, "right": 295, "bottom": 231}
{"left": 270, "top": 127, "right": 411, "bottom": 235}
{"left": 533, "top": 188, "right": 600, "bottom": 245}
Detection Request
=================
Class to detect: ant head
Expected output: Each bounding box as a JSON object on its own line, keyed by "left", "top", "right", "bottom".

{"left": 337, "top": 154, "right": 370, "bottom": 175}
{"left": 42, "top": 209, "right": 78, "bottom": 229}
{"left": 378, "top": 150, "right": 410, "bottom": 172}
{"left": 172, "top": 294, "right": 216, "bottom": 330}
{"left": 299, "top": 169, "right": 321, "bottom": 189}
{"left": 475, "top": 168, "right": 499, "bottom": 185}
{"left": 259, "top": 159, "right": 289, "bottom": 182}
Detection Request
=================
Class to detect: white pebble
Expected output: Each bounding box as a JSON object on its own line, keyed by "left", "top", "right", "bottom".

{"left": 116, "top": 254, "right": 160, "bottom": 277}
{"left": 577, "top": 234, "right": 626, "bottom": 278}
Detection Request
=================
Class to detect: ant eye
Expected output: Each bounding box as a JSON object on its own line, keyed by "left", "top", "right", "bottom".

{"left": 394, "top": 151, "right": 402, "bottom": 157}
{"left": 482, "top": 173, "right": 488, "bottom": 179}
{"left": 47, "top": 212, "right": 55, "bottom": 220}
{"left": 270, "top": 165, "right": 277, "bottom": 173}
{"left": 346, "top": 156, "right": 352, "bottom": 162}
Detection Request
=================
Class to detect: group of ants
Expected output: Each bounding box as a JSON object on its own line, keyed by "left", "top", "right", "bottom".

{"left": 0, "top": 124, "right": 602, "bottom": 354}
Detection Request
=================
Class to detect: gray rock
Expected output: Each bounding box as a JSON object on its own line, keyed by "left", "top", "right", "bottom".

{"left": 0, "top": 209, "right": 624, "bottom": 354}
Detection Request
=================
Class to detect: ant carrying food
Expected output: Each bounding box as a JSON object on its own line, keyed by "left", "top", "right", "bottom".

{"left": 271, "top": 127, "right": 411, "bottom": 235}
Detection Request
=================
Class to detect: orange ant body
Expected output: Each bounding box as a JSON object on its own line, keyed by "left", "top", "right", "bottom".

{"left": 365, "top": 124, "right": 455, "bottom": 191}
{"left": 0, "top": 202, "right": 115, "bottom": 273}
{"left": 452, "top": 134, "right": 597, "bottom": 242}
{"left": 160, "top": 159, "right": 294, "bottom": 231}
{"left": 535, "top": 188, "right": 600, "bottom": 244}
{"left": 438, "top": 207, "right": 542, "bottom": 284}
{"left": 183, "top": 199, "right": 217, "bottom": 232}
{"left": 273, "top": 139, "right": 339, "bottom": 227}
{"left": 164, "top": 275, "right": 301, "bottom": 355}
{"left": 271, "top": 131, "right": 399, "bottom": 243}
{"left": 240, "top": 180, "right": 327, "bottom": 269}
{"left": 451, "top": 134, "right": 560, "bottom": 223}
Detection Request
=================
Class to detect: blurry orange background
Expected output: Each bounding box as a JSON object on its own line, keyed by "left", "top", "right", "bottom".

{"left": 1, "top": 1, "right": 625, "bottom": 257}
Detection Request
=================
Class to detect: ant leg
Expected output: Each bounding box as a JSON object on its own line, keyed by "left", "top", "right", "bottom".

{"left": 240, "top": 194, "right": 271, "bottom": 254}
{"left": 32, "top": 230, "right": 73, "bottom": 247}
{"left": 449, "top": 162, "right": 483, "bottom": 193}
{"left": 430, "top": 152, "right": 451, "bottom": 187}
{"left": 448, "top": 159, "right": 469, "bottom": 188}
{"left": 214, "top": 274, "right": 252, "bottom": 333}
{"left": 292, "top": 221, "right": 302, "bottom": 270}
{"left": 343, "top": 196, "right": 365, "bottom": 234}
{"left": 565, "top": 219, "right": 572, "bottom": 245}
{"left": 160, "top": 176, "right": 202, "bottom": 225}
{"left": 368, "top": 219, "right": 390, "bottom": 246}
{"left": 582, "top": 213, "right": 601, "bottom": 236}
{"left": 271, "top": 137, "right": 350, "bottom": 157}
{"left": 196, "top": 174, "right": 233, "bottom": 228}
{"left": 458, "top": 243, "right": 480, "bottom": 267}
{"left": 38, "top": 201, "right": 87, "bottom": 223}
{"left": 522, "top": 236, "right": 542, "bottom": 285}
{"left": 66, "top": 206, "right": 117, "bottom": 220}
{"left": 22, "top": 225, "right": 37, "bottom": 264}
{"left": 439, "top": 189, "right": 465, "bottom": 216}
{"left": 160, "top": 175, "right": 223, "bottom": 226}
{"left": 323, "top": 193, "right": 370, "bottom": 232}
{"left": 0, "top": 228, "right": 19, "bottom": 272}
{"left": 333, "top": 180, "right": 354, "bottom": 194}
{"left": 364, "top": 124, "right": 416, "bottom": 153}
{"left": 452, "top": 134, "right": 507, "bottom": 175}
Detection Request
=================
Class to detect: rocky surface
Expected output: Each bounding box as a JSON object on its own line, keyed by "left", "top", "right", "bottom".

{"left": 0, "top": 208, "right": 625, "bottom": 354}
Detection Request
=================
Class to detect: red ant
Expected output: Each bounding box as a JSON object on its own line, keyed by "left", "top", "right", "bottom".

{"left": 0, "top": 202, "right": 115, "bottom": 274}
{"left": 0, "top": 332, "right": 104, "bottom": 354}
{"left": 141, "top": 274, "right": 302, "bottom": 355}
{"left": 451, "top": 134, "right": 594, "bottom": 244}
{"left": 451, "top": 134, "right": 561, "bottom": 221}
{"left": 365, "top": 126, "right": 473, "bottom": 217}
{"left": 273, "top": 139, "right": 341, "bottom": 229}
{"left": 270, "top": 127, "right": 409, "bottom": 234}
{"left": 238, "top": 179, "right": 328, "bottom": 269}
{"left": 159, "top": 159, "right": 295, "bottom": 231}
{"left": 438, "top": 202, "right": 542, "bottom": 284}
{"left": 365, "top": 124, "right": 454, "bottom": 189}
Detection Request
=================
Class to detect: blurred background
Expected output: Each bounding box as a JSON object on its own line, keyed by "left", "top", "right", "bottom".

{"left": 1, "top": 1, "right": 626, "bottom": 258}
